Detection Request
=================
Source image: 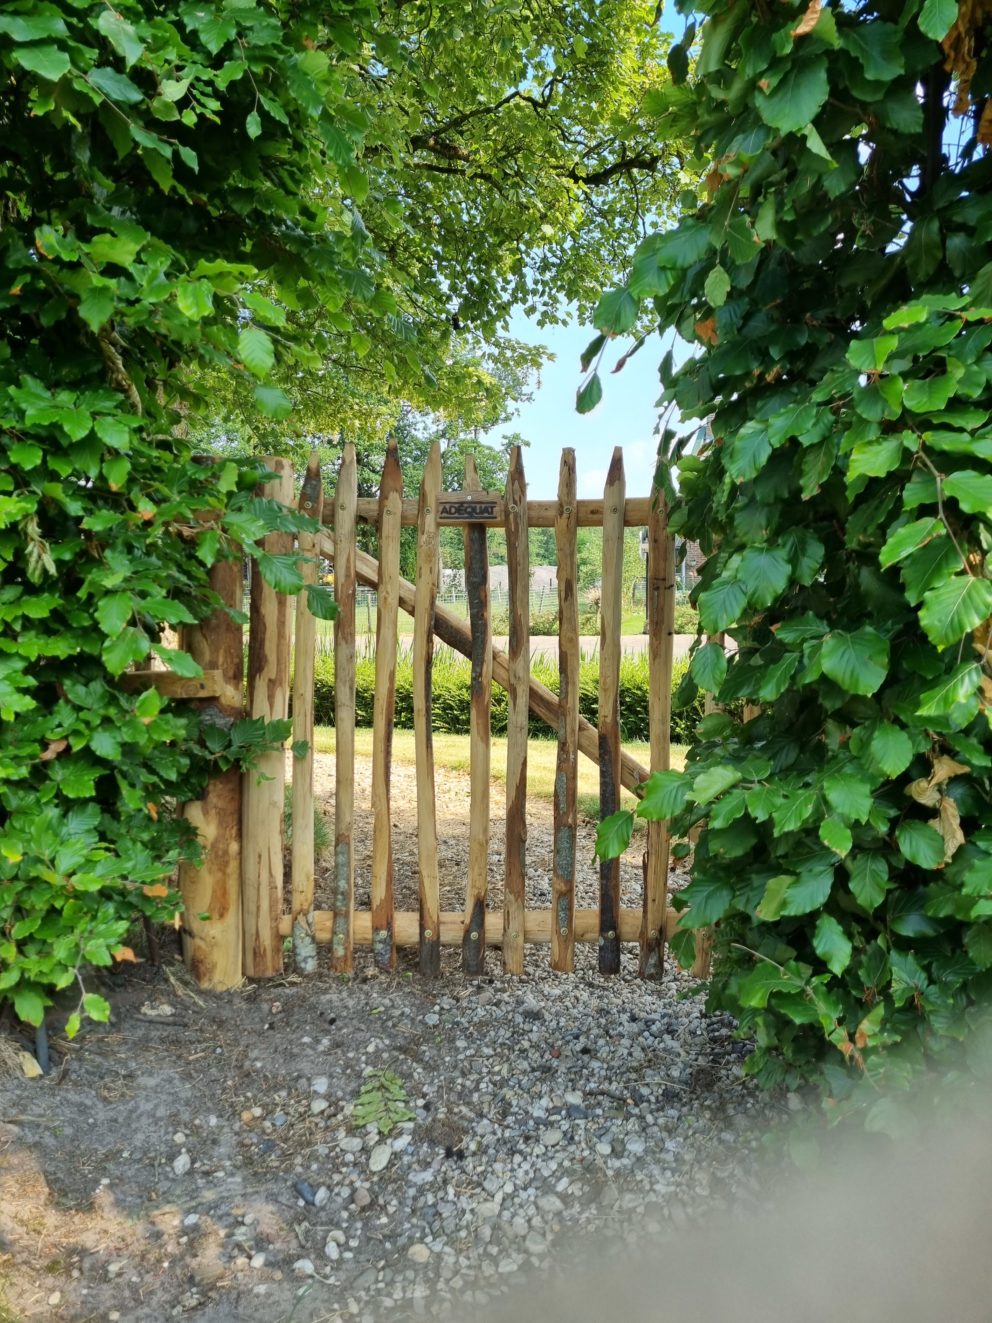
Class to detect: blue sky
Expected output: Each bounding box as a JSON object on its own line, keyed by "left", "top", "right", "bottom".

{"left": 484, "top": 308, "right": 695, "bottom": 501}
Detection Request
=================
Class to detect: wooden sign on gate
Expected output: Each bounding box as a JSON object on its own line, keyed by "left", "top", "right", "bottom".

{"left": 436, "top": 492, "right": 504, "bottom": 524}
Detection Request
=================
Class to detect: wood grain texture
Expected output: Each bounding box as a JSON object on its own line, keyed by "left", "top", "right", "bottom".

{"left": 291, "top": 452, "right": 323, "bottom": 975}
{"left": 640, "top": 493, "right": 675, "bottom": 979}
{"left": 279, "top": 907, "right": 683, "bottom": 945}
{"left": 242, "top": 456, "right": 293, "bottom": 978}
{"left": 503, "top": 446, "right": 529, "bottom": 976}
{"left": 598, "top": 448, "right": 626, "bottom": 975}
{"left": 552, "top": 450, "right": 579, "bottom": 972}
{"left": 118, "top": 669, "right": 224, "bottom": 698}
{"left": 327, "top": 497, "right": 653, "bottom": 529}
{"left": 331, "top": 444, "right": 357, "bottom": 972}
{"left": 318, "top": 530, "right": 651, "bottom": 795}
{"left": 371, "top": 441, "right": 402, "bottom": 972}
{"left": 178, "top": 553, "right": 244, "bottom": 989}
{"left": 463, "top": 454, "right": 491, "bottom": 976}
{"left": 414, "top": 443, "right": 442, "bottom": 977}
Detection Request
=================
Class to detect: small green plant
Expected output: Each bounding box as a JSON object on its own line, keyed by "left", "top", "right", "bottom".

{"left": 283, "top": 784, "right": 332, "bottom": 862}
{"left": 352, "top": 1068, "right": 414, "bottom": 1135}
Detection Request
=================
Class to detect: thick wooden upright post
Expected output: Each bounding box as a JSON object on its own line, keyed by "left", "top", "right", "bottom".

{"left": 463, "top": 453, "right": 492, "bottom": 976}
{"left": 503, "top": 446, "right": 529, "bottom": 976}
{"left": 179, "top": 550, "right": 245, "bottom": 989}
{"left": 599, "top": 448, "right": 625, "bottom": 975}
{"left": 291, "top": 452, "right": 323, "bottom": 975}
{"left": 331, "top": 444, "right": 357, "bottom": 972}
{"left": 370, "top": 441, "right": 402, "bottom": 972}
{"left": 414, "top": 443, "right": 442, "bottom": 977}
{"left": 242, "top": 456, "right": 293, "bottom": 978}
{"left": 640, "top": 492, "right": 675, "bottom": 978}
{"left": 552, "top": 449, "right": 579, "bottom": 972}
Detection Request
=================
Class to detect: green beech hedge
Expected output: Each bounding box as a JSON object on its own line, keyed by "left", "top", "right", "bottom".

{"left": 309, "top": 648, "right": 702, "bottom": 744}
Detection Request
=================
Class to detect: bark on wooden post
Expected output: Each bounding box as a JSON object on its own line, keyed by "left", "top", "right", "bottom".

{"left": 331, "top": 444, "right": 357, "bottom": 972}
{"left": 414, "top": 443, "right": 442, "bottom": 977}
{"left": 178, "top": 551, "right": 245, "bottom": 989}
{"left": 242, "top": 456, "right": 293, "bottom": 978}
{"left": 317, "top": 530, "right": 652, "bottom": 794}
{"left": 463, "top": 453, "right": 491, "bottom": 976}
{"left": 690, "top": 631, "right": 725, "bottom": 979}
{"left": 503, "top": 446, "right": 529, "bottom": 976}
{"left": 552, "top": 449, "right": 579, "bottom": 972}
{"left": 370, "top": 441, "right": 402, "bottom": 972}
{"left": 640, "top": 493, "right": 675, "bottom": 979}
{"left": 598, "top": 448, "right": 625, "bottom": 975}
{"left": 291, "top": 452, "right": 323, "bottom": 975}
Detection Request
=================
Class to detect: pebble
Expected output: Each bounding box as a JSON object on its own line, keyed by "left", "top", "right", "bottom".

{"left": 407, "top": 1243, "right": 431, "bottom": 1264}
{"left": 339, "top": 1136, "right": 364, "bottom": 1154}
{"left": 310, "top": 1098, "right": 330, "bottom": 1115}
{"left": 314, "top": 1185, "right": 331, "bottom": 1208}
{"left": 292, "top": 1259, "right": 315, "bottom": 1277}
{"left": 172, "top": 1151, "right": 191, "bottom": 1177}
{"left": 369, "top": 1143, "right": 392, "bottom": 1173}
{"left": 353, "top": 1186, "right": 372, "bottom": 1208}
{"left": 294, "top": 1180, "right": 317, "bottom": 1205}
{"left": 540, "top": 1128, "right": 562, "bottom": 1148}
{"left": 312, "top": 1076, "right": 330, "bottom": 1095}
{"left": 250, "top": 1253, "right": 266, "bottom": 1270}
{"left": 324, "top": 1239, "right": 340, "bottom": 1262}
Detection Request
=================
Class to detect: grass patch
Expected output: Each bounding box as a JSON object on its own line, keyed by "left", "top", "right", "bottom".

{"left": 311, "top": 727, "right": 685, "bottom": 812}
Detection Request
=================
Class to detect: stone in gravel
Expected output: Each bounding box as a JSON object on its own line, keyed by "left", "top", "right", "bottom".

{"left": 476, "top": 1201, "right": 500, "bottom": 1221}
{"left": 312, "top": 1076, "right": 330, "bottom": 1095}
{"left": 520, "top": 1000, "right": 543, "bottom": 1022}
{"left": 353, "top": 1186, "right": 372, "bottom": 1208}
{"left": 525, "top": 1232, "right": 547, "bottom": 1255}
{"left": 424, "top": 1013, "right": 440, "bottom": 1026}
{"left": 626, "top": 1136, "right": 646, "bottom": 1156}
{"left": 339, "top": 1136, "right": 363, "bottom": 1154}
{"left": 540, "top": 1128, "right": 562, "bottom": 1147}
{"left": 172, "top": 1151, "right": 191, "bottom": 1176}
{"left": 183, "top": 1214, "right": 200, "bottom": 1228}
{"left": 272, "top": 1112, "right": 287, "bottom": 1128}
{"left": 310, "top": 1098, "right": 330, "bottom": 1115}
{"left": 250, "top": 1253, "right": 266, "bottom": 1270}
{"left": 407, "top": 1243, "right": 431, "bottom": 1264}
{"left": 324, "top": 1238, "right": 340, "bottom": 1262}
{"left": 314, "top": 1186, "right": 330, "bottom": 1208}
{"left": 595, "top": 1141, "right": 612, "bottom": 1157}
{"left": 292, "top": 1259, "right": 315, "bottom": 1277}
{"left": 294, "top": 1180, "right": 317, "bottom": 1205}
{"left": 536, "top": 1194, "right": 564, "bottom": 1214}
{"left": 369, "top": 1143, "right": 391, "bottom": 1173}
{"left": 563, "top": 1091, "right": 583, "bottom": 1106}
{"left": 173, "top": 1131, "right": 186, "bottom": 1145}
{"left": 567, "top": 1104, "right": 588, "bottom": 1120}
{"left": 497, "top": 1257, "right": 520, "bottom": 1275}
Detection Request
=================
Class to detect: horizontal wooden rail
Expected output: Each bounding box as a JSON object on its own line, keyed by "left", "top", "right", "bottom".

{"left": 319, "top": 531, "right": 650, "bottom": 794}
{"left": 277, "top": 907, "right": 681, "bottom": 946}
{"left": 120, "top": 669, "right": 224, "bottom": 699}
{"left": 323, "top": 496, "right": 654, "bottom": 530}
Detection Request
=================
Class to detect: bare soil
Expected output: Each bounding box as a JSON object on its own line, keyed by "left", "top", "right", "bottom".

{"left": 0, "top": 752, "right": 751, "bottom": 1323}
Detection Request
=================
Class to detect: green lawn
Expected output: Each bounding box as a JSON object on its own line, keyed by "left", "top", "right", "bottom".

{"left": 311, "top": 726, "right": 685, "bottom": 813}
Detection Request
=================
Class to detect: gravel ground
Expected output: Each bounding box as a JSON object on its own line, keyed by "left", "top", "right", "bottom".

{"left": 0, "top": 752, "right": 782, "bottom": 1323}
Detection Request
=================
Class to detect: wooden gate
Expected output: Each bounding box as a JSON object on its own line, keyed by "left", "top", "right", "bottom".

{"left": 167, "top": 444, "right": 681, "bottom": 987}
{"left": 283, "top": 440, "right": 680, "bottom": 981}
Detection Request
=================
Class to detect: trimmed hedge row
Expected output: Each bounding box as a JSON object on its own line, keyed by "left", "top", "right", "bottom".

{"left": 311, "top": 648, "right": 704, "bottom": 744}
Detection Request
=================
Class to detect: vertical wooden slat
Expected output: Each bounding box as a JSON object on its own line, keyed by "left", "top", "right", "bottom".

{"left": 598, "top": 447, "right": 626, "bottom": 975}
{"left": 552, "top": 449, "right": 579, "bottom": 972}
{"left": 503, "top": 446, "right": 529, "bottom": 976}
{"left": 291, "top": 452, "right": 323, "bottom": 975}
{"left": 463, "top": 453, "right": 491, "bottom": 976}
{"left": 178, "top": 551, "right": 244, "bottom": 989}
{"left": 640, "top": 492, "right": 675, "bottom": 978}
{"left": 242, "top": 456, "right": 293, "bottom": 978}
{"left": 331, "top": 443, "right": 357, "bottom": 973}
{"left": 370, "top": 440, "right": 402, "bottom": 972}
{"left": 414, "top": 443, "right": 442, "bottom": 977}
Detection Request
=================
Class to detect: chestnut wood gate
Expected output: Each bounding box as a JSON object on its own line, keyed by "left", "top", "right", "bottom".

{"left": 171, "top": 443, "right": 682, "bottom": 988}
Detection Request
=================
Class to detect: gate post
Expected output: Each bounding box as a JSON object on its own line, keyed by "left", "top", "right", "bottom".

{"left": 242, "top": 456, "right": 294, "bottom": 977}
{"left": 178, "top": 550, "right": 245, "bottom": 989}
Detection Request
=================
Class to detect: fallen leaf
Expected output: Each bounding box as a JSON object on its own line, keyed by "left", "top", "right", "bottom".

{"left": 39, "top": 738, "right": 68, "bottom": 762}
{"left": 113, "top": 946, "right": 138, "bottom": 963}
{"left": 18, "top": 1049, "right": 43, "bottom": 1079}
